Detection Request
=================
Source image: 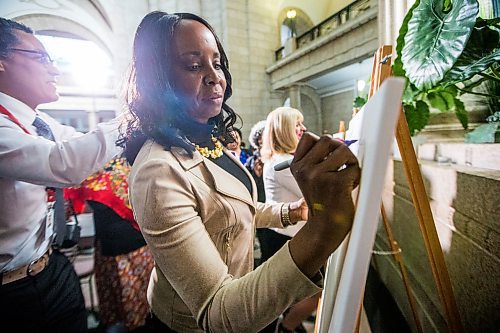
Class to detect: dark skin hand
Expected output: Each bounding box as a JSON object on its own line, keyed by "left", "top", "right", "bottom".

{"left": 288, "top": 132, "right": 361, "bottom": 278}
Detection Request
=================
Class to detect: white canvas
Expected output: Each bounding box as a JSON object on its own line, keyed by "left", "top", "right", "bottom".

{"left": 317, "top": 77, "right": 406, "bottom": 333}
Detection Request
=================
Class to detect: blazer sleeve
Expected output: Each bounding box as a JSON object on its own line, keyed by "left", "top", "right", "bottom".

{"left": 254, "top": 201, "right": 286, "bottom": 228}
{"left": 130, "top": 156, "right": 322, "bottom": 333}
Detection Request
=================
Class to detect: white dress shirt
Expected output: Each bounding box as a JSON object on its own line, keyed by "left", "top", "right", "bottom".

{"left": 0, "top": 92, "right": 121, "bottom": 272}
{"left": 263, "top": 153, "right": 306, "bottom": 237}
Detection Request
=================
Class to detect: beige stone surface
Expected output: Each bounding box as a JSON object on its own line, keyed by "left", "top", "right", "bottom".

{"left": 377, "top": 160, "right": 500, "bottom": 333}
{"left": 321, "top": 90, "right": 355, "bottom": 134}
{"left": 417, "top": 143, "right": 500, "bottom": 171}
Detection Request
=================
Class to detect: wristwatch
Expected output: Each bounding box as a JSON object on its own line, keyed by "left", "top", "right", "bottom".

{"left": 281, "top": 203, "right": 292, "bottom": 227}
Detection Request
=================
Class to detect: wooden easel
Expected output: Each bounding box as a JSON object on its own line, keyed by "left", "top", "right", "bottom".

{"left": 371, "top": 45, "right": 463, "bottom": 333}
{"left": 369, "top": 45, "right": 423, "bottom": 333}
{"left": 314, "top": 45, "right": 463, "bottom": 333}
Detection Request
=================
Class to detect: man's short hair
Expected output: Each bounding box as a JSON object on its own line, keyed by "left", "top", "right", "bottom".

{"left": 0, "top": 17, "right": 33, "bottom": 59}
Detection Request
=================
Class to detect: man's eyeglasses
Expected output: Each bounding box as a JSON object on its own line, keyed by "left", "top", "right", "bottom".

{"left": 8, "top": 48, "right": 54, "bottom": 65}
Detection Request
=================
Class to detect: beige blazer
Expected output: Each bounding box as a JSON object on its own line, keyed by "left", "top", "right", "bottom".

{"left": 129, "top": 140, "right": 322, "bottom": 333}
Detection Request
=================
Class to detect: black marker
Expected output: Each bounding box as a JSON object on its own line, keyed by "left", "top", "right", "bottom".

{"left": 274, "top": 159, "right": 292, "bottom": 171}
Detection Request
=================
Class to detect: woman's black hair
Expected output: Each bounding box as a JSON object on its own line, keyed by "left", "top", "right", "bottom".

{"left": 117, "top": 11, "right": 238, "bottom": 160}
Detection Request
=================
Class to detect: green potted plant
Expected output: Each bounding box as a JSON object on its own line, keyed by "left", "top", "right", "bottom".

{"left": 392, "top": 0, "right": 499, "bottom": 136}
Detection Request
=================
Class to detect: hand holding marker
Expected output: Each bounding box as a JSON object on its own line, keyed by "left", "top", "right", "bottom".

{"left": 274, "top": 136, "right": 358, "bottom": 171}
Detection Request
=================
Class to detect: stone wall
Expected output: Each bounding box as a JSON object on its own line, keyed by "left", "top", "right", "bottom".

{"left": 300, "top": 93, "right": 319, "bottom": 134}
{"left": 223, "top": 0, "right": 285, "bottom": 138}
{"left": 374, "top": 150, "right": 500, "bottom": 332}
{"left": 321, "top": 89, "right": 355, "bottom": 134}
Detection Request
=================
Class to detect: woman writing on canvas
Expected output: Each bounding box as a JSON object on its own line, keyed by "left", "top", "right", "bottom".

{"left": 119, "top": 11, "right": 360, "bottom": 332}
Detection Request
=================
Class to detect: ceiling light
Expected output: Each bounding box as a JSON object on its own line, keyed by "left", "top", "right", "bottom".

{"left": 286, "top": 9, "right": 297, "bottom": 19}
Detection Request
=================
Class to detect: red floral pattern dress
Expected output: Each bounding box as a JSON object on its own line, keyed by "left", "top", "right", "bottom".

{"left": 66, "top": 158, "right": 154, "bottom": 330}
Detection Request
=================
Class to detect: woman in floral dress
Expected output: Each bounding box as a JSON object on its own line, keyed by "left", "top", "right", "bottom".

{"left": 66, "top": 157, "right": 154, "bottom": 332}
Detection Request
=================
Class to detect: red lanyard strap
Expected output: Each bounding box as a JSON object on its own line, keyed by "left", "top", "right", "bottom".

{"left": 0, "top": 104, "right": 32, "bottom": 135}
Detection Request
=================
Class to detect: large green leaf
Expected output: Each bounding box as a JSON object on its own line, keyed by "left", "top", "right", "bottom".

{"left": 404, "top": 100, "right": 430, "bottom": 135}
{"left": 428, "top": 91, "right": 450, "bottom": 111}
{"left": 401, "top": 0, "right": 479, "bottom": 90}
{"left": 454, "top": 98, "right": 468, "bottom": 129}
{"left": 402, "top": 82, "right": 422, "bottom": 103}
{"left": 461, "top": 75, "right": 489, "bottom": 91}
{"left": 443, "top": 21, "right": 500, "bottom": 84}
{"left": 427, "top": 85, "right": 462, "bottom": 112}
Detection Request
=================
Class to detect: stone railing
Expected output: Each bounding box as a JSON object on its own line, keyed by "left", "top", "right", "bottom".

{"left": 275, "top": 0, "right": 372, "bottom": 61}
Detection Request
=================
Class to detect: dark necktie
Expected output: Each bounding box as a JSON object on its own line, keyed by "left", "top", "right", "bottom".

{"left": 32, "top": 116, "right": 55, "bottom": 141}
{"left": 32, "top": 116, "right": 66, "bottom": 246}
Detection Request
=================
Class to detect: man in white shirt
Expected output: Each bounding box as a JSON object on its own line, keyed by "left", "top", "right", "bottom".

{"left": 0, "top": 17, "right": 121, "bottom": 332}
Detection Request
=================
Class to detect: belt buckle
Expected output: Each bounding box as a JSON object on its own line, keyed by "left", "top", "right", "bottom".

{"left": 27, "top": 253, "right": 47, "bottom": 276}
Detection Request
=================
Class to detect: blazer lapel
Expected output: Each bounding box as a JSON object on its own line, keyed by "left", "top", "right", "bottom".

{"left": 171, "top": 147, "right": 256, "bottom": 207}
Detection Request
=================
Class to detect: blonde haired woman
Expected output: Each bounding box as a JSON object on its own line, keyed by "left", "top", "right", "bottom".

{"left": 261, "top": 107, "right": 318, "bottom": 333}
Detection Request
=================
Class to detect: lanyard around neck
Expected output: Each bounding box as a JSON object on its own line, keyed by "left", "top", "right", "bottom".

{"left": 0, "top": 104, "right": 33, "bottom": 135}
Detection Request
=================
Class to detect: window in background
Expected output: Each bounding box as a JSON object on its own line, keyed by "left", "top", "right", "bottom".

{"left": 36, "top": 34, "right": 115, "bottom": 130}
{"left": 37, "top": 34, "right": 113, "bottom": 89}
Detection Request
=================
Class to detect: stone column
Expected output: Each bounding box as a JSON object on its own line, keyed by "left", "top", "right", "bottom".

{"left": 378, "top": 0, "right": 410, "bottom": 48}
{"left": 288, "top": 85, "right": 301, "bottom": 109}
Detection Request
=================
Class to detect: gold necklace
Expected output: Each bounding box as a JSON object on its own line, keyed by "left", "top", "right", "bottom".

{"left": 195, "top": 136, "right": 224, "bottom": 159}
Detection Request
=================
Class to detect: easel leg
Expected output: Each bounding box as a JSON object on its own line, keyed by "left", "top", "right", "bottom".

{"left": 374, "top": 45, "right": 463, "bottom": 333}
{"left": 380, "top": 203, "right": 423, "bottom": 333}
{"left": 395, "top": 108, "right": 464, "bottom": 333}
